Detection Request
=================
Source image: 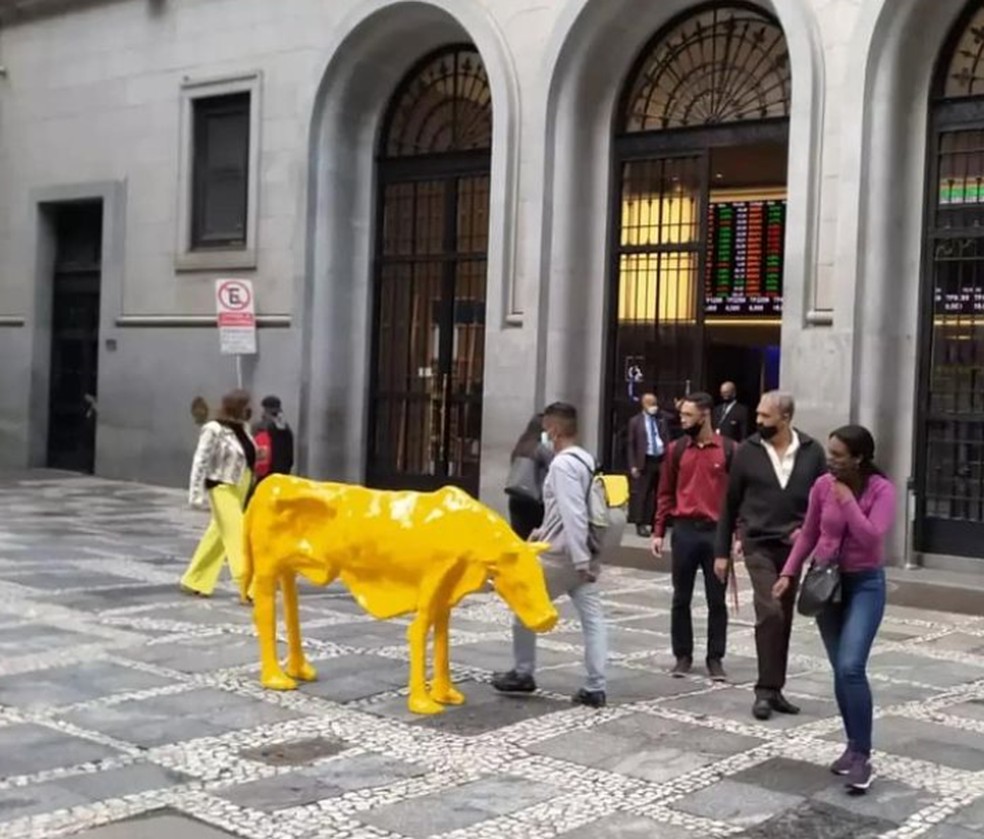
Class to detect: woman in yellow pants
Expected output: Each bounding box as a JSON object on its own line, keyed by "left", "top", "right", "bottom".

{"left": 182, "top": 390, "right": 256, "bottom": 600}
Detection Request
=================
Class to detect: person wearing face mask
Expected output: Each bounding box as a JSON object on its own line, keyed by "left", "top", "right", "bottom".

{"left": 713, "top": 391, "right": 827, "bottom": 721}
{"left": 772, "top": 426, "right": 894, "bottom": 793}
{"left": 494, "top": 402, "right": 608, "bottom": 708}
{"left": 627, "top": 393, "right": 670, "bottom": 537}
{"left": 252, "top": 395, "right": 295, "bottom": 484}
{"left": 713, "top": 381, "right": 749, "bottom": 442}
{"left": 652, "top": 392, "right": 737, "bottom": 681}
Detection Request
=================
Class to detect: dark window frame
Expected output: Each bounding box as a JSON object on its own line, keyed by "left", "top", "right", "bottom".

{"left": 190, "top": 91, "right": 251, "bottom": 251}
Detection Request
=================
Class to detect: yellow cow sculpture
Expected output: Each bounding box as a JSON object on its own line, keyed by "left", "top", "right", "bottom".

{"left": 241, "top": 476, "right": 559, "bottom": 715}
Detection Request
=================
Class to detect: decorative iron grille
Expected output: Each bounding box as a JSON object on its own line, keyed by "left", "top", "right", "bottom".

{"left": 382, "top": 48, "right": 492, "bottom": 158}
{"left": 621, "top": 4, "right": 790, "bottom": 133}
{"left": 944, "top": 7, "right": 984, "bottom": 98}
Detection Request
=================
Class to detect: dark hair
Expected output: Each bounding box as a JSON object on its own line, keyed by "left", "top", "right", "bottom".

{"left": 512, "top": 414, "right": 544, "bottom": 460}
{"left": 544, "top": 402, "right": 578, "bottom": 437}
{"left": 682, "top": 391, "right": 714, "bottom": 412}
{"left": 829, "top": 425, "right": 884, "bottom": 477}
{"left": 218, "top": 389, "right": 252, "bottom": 423}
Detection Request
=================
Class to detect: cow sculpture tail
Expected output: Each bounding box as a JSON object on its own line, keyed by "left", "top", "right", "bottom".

{"left": 240, "top": 495, "right": 256, "bottom": 602}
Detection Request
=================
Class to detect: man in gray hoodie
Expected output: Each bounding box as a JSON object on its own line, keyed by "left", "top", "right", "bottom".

{"left": 492, "top": 402, "right": 608, "bottom": 707}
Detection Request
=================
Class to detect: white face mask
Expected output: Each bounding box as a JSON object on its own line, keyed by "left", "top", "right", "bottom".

{"left": 646, "top": 406, "right": 659, "bottom": 416}
{"left": 540, "top": 431, "right": 552, "bottom": 449}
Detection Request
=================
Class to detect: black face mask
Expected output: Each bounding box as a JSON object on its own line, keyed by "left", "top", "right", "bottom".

{"left": 683, "top": 423, "right": 702, "bottom": 439}
{"left": 757, "top": 423, "right": 779, "bottom": 441}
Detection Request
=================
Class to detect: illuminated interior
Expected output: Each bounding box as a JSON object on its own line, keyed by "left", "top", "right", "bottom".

{"left": 616, "top": 186, "right": 786, "bottom": 325}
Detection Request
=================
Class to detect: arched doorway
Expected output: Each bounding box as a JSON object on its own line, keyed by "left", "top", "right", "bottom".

{"left": 367, "top": 46, "right": 492, "bottom": 496}
{"left": 916, "top": 4, "right": 984, "bottom": 558}
{"left": 606, "top": 2, "right": 790, "bottom": 466}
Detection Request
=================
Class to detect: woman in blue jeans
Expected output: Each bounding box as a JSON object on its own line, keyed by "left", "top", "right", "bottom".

{"left": 773, "top": 425, "right": 895, "bottom": 793}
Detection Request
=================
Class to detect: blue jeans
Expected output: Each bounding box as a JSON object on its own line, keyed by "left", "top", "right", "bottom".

{"left": 513, "top": 559, "right": 607, "bottom": 692}
{"left": 816, "top": 569, "right": 886, "bottom": 755}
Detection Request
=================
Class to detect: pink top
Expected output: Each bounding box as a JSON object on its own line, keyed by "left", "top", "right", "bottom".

{"left": 782, "top": 473, "right": 896, "bottom": 577}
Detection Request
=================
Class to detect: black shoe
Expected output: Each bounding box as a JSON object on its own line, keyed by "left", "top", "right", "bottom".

{"left": 491, "top": 670, "right": 536, "bottom": 694}
{"left": 636, "top": 525, "right": 652, "bottom": 538}
{"left": 670, "top": 657, "right": 692, "bottom": 678}
{"left": 707, "top": 659, "right": 728, "bottom": 682}
{"left": 753, "top": 697, "right": 773, "bottom": 720}
{"left": 572, "top": 688, "right": 606, "bottom": 708}
{"left": 770, "top": 693, "right": 801, "bottom": 715}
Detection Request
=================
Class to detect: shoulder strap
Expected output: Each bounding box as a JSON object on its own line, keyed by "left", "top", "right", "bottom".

{"left": 559, "top": 450, "right": 596, "bottom": 505}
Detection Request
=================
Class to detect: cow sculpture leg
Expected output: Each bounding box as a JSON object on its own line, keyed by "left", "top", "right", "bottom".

{"left": 281, "top": 573, "right": 317, "bottom": 683}
{"left": 253, "top": 576, "right": 297, "bottom": 691}
{"left": 429, "top": 608, "right": 465, "bottom": 706}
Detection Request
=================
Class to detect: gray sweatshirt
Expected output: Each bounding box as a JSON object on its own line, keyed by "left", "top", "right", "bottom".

{"left": 532, "top": 445, "right": 596, "bottom": 571}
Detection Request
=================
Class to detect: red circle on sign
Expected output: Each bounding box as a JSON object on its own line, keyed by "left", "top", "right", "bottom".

{"left": 217, "top": 280, "right": 252, "bottom": 311}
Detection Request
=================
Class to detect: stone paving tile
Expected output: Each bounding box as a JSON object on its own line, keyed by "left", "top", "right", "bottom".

{"left": 0, "top": 764, "right": 190, "bottom": 823}
{"left": 359, "top": 775, "right": 563, "bottom": 837}
{"left": 219, "top": 752, "right": 427, "bottom": 811}
{"left": 0, "top": 661, "right": 172, "bottom": 710}
{"left": 0, "top": 723, "right": 122, "bottom": 777}
{"left": 2, "top": 472, "right": 984, "bottom": 839}
{"left": 61, "top": 687, "right": 307, "bottom": 747}
{"left": 557, "top": 812, "right": 697, "bottom": 838}
{"left": 73, "top": 812, "right": 240, "bottom": 838}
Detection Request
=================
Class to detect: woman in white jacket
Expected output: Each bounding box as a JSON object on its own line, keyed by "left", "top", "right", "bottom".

{"left": 181, "top": 389, "right": 256, "bottom": 600}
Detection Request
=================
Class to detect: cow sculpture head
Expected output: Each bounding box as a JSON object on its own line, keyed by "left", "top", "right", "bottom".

{"left": 488, "top": 540, "right": 558, "bottom": 633}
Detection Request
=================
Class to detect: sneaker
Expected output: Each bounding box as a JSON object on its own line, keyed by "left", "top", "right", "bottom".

{"left": 491, "top": 670, "right": 536, "bottom": 694}
{"left": 706, "top": 660, "right": 728, "bottom": 682}
{"left": 572, "top": 688, "right": 606, "bottom": 708}
{"left": 846, "top": 754, "right": 873, "bottom": 792}
{"left": 830, "top": 745, "right": 856, "bottom": 776}
{"left": 670, "top": 657, "right": 692, "bottom": 678}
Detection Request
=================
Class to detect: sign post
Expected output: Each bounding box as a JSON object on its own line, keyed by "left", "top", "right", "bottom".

{"left": 215, "top": 279, "right": 257, "bottom": 387}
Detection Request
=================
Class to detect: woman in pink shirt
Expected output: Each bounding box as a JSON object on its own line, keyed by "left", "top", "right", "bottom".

{"left": 772, "top": 425, "right": 895, "bottom": 794}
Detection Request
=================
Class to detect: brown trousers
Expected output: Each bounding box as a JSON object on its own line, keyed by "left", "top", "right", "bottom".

{"left": 745, "top": 542, "right": 799, "bottom": 697}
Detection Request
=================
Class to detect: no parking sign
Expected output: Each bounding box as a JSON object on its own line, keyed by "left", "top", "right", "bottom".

{"left": 215, "top": 279, "right": 257, "bottom": 356}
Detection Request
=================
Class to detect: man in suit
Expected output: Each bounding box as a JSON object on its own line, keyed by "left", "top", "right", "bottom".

{"left": 713, "top": 381, "right": 749, "bottom": 442}
{"left": 627, "top": 393, "right": 669, "bottom": 537}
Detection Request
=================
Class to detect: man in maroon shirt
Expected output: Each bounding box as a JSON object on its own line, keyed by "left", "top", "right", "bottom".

{"left": 652, "top": 392, "right": 736, "bottom": 681}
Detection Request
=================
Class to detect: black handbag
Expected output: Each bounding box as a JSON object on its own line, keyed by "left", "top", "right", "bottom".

{"left": 505, "top": 456, "right": 541, "bottom": 503}
{"left": 796, "top": 560, "right": 841, "bottom": 617}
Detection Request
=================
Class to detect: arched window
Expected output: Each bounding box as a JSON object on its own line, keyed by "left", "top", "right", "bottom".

{"left": 620, "top": 4, "right": 790, "bottom": 133}
{"left": 605, "top": 4, "right": 790, "bottom": 469}
{"left": 368, "top": 46, "right": 492, "bottom": 497}
{"left": 916, "top": 4, "right": 984, "bottom": 558}
{"left": 381, "top": 48, "right": 492, "bottom": 157}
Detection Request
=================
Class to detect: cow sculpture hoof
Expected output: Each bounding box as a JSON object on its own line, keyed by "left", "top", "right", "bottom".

{"left": 261, "top": 671, "right": 298, "bottom": 692}
{"left": 430, "top": 684, "right": 466, "bottom": 706}
{"left": 408, "top": 694, "right": 447, "bottom": 715}
{"left": 285, "top": 660, "right": 318, "bottom": 682}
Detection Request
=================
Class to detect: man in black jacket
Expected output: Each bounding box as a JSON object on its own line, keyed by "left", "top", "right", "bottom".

{"left": 713, "top": 381, "right": 749, "bottom": 442}
{"left": 714, "top": 391, "right": 827, "bottom": 721}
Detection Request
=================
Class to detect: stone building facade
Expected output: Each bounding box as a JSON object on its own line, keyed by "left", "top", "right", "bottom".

{"left": 0, "top": 0, "right": 981, "bottom": 567}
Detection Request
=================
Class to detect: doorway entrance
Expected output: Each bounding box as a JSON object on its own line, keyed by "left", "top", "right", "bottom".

{"left": 606, "top": 4, "right": 790, "bottom": 468}
{"left": 367, "top": 47, "right": 492, "bottom": 496}
{"left": 46, "top": 202, "right": 103, "bottom": 473}
{"left": 915, "top": 5, "right": 984, "bottom": 558}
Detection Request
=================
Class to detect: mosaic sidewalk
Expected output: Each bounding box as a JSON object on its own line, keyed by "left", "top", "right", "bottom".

{"left": 1, "top": 472, "right": 984, "bottom": 839}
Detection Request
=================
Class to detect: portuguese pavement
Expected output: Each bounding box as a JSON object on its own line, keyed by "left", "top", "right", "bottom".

{"left": 1, "top": 472, "right": 984, "bottom": 838}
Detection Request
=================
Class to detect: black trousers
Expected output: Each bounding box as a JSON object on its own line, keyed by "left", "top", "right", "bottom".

{"left": 508, "top": 496, "right": 544, "bottom": 541}
{"left": 670, "top": 520, "right": 728, "bottom": 663}
{"left": 629, "top": 455, "right": 662, "bottom": 526}
{"left": 745, "top": 541, "right": 798, "bottom": 697}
